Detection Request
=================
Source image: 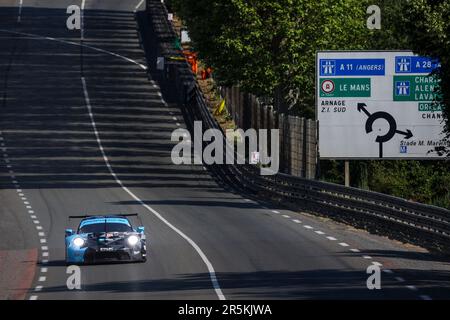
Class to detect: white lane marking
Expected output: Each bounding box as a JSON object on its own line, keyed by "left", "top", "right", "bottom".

{"left": 29, "top": 296, "right": 38, "bottom": 300}
{"left": 42, "top": 260, "right": 49, "bottom": 264}
{"left": 326, "top": 236, "right": 337, "bottom": 241}
{"left": 42, "top": 252, "right": 48, "bottom": 257}
{"left": 81, "top": 77, "right": 225, "bottom": 300}
{"left": 41, "top": 246, "right": 48, "bottom": 251}
{"left": 176, "top": 123, "right": 181, "bottom": 126}
{"left": 41, "top": 268, "right": 48, "bottom": 273}
{"left": 363, "top": 255, "right": 372, "bottom": 260}
{"left": 30, "top": 215, "right": 37, "bottom": 219}
{"left": 350, "top": 248, "right": 360, "bottom": 253}
{"left": 38, "top": 277, "right": 46, "bottom": 282}
{"left": 33, "top": 220, "right": 40, "bottom": 224}
{"left": 81, "top": 0, "right": 86, "bottom": 41}
{"left": 420, "top": 295, "right": 432, "bottom": 301}
{"left": 134, "top": 0, "right": 145, "bottom": 12}
{"left": 18, "top": 0, "right": 23, "bottom": 23}
{"left": 292, "top": 219, "right": 302, "bottom": 224}
{"left": 38, "top": 232, "right": 45, "bottom": 237}
{"left": 303, "top": 225, "right": 313, "bottom": 230}
{"left": 40, "top": 239, "right": 46, "bottom": 244}
{"left": 282, "top": 215, "right": 291, "bottom": 219}
{"left": 406, "top": 285, "right": 418, "bottom": 292}
{"left": 315, "top": 231, "right": 325, "bottom": 235}
{"left": 35, "top": 286, "right": 43, "bottom": 292}
{"left": 395, "top": 277, "right": 405, "bottom": 282}
{"left": 28, "top": 210, "right": 34, "bottom": 214}
{"left": 0, "top": 29, "right": 148, "bottom": 70}
{"left": 172, "top": 117, "right": 178, "bottom": 121}
{"left": 339, "top": 242, "right": 350, "bottom": 247}
{"left": 36, "top": 226, "right": 42, "bottom": 230}
{"left": 272, "top": 210, "right": 280, "bottom": 214}
{"left": 383, "top": 269, "right": 394, "bottom": 274}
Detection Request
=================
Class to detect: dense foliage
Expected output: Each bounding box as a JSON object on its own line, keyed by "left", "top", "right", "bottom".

{"left": 403, "top": 0, "right": 450, "bottom": 154}
{"left": 169, "top": 0, "right": 369, "bottom": 117}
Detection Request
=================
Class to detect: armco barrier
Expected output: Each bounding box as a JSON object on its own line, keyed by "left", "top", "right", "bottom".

{"left": 144, "top": 0, "right": 450, "bottom": 254}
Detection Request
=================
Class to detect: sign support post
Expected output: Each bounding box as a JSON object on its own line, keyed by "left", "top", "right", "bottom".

{"left": 344, "top": 161, "right": 350, "bottom": 187}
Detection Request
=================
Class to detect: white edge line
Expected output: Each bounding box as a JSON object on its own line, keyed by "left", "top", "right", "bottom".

{"left": 0, "top": 29, "right": 147, "bottom": 71}
{"left": 81, "top": 77, "right": 225, "bottom": 301}
{"left": 134, "top": 0, "right": 145, "bottom": 12}
{"left": 18, "top": 0, "right": 23, "bottom": 23}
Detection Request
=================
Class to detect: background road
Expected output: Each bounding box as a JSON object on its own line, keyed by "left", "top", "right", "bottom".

{"left": 0, "top": 0, "right": 449, "bottom": 300}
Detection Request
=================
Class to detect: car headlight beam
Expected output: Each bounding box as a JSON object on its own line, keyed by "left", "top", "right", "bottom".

{"left": 73, "top": 237, "right": 85, "bottom": 247}
{"left": 127, "top": 235, "right": 139, "bottom": 246}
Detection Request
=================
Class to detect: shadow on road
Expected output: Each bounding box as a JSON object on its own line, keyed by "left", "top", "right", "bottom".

{"left": 0, "top": 7, "right": 221, "bottom": 192}
{"left": 37, "top": 268, "right": 450, "bottom": 299}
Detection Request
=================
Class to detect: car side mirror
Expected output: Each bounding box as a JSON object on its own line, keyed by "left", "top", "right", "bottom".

{"left": 137, "top": 227, "right": 145, "bottom": 234}
{"left": 65, "top": 229, "right": 74, "bottom": 237}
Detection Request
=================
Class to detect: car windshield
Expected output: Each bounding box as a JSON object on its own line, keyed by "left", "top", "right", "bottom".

{"left": 79, "top": 223, "right": 133, "bottom": 234}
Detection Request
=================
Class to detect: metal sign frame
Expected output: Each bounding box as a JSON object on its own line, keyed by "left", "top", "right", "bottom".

{"left": 315, "top": 50, "right": 446, "bottom": 160}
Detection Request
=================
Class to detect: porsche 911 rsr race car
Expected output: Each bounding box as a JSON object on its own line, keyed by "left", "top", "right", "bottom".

{"left": 65, "top": 215, "right": 147, "bottom": 265}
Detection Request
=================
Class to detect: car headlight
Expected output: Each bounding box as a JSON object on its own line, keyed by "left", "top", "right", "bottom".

{"left": 73, "top": 237, "right": 85, "bottom": 247}
{"left": 127, "top": 235, "right": 139, "bottom": 246}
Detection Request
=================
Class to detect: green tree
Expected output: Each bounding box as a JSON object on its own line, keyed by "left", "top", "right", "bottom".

{"left": 403, "top": 0, "right": 450, "bottom": 155}
{"left": 171, "top": 0, "right": 369, "bottom": 117}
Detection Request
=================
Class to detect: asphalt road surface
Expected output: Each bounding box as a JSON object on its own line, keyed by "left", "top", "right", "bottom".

{"left": 0, "top": 0, "right": 449, "bottom": 300}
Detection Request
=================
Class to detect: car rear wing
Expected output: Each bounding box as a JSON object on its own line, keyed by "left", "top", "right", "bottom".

{"left": 68, "top": 214, "right": 139, "bottom": 219}
{"left": 67, "top": 214, "right": 143, "bottom": 229}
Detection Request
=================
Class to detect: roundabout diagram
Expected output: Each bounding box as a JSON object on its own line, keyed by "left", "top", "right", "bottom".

{"left": 358, "top": 103, "right": 413, "bottom": 158}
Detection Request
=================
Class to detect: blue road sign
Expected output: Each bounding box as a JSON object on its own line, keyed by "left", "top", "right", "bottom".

{"left": 320, "top": 59, "right": 385, "bottom": 76}
{"left": 395, "top": 56, "right": 440, "bottom": 74}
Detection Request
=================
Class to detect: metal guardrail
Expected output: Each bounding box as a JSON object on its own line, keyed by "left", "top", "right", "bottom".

{"left": 145, "top": 0, "right": 450, "bottom": 254}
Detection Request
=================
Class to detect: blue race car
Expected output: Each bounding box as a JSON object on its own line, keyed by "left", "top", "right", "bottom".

{"left": 65, "top": 214, "right": 147, "bottom": 265}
